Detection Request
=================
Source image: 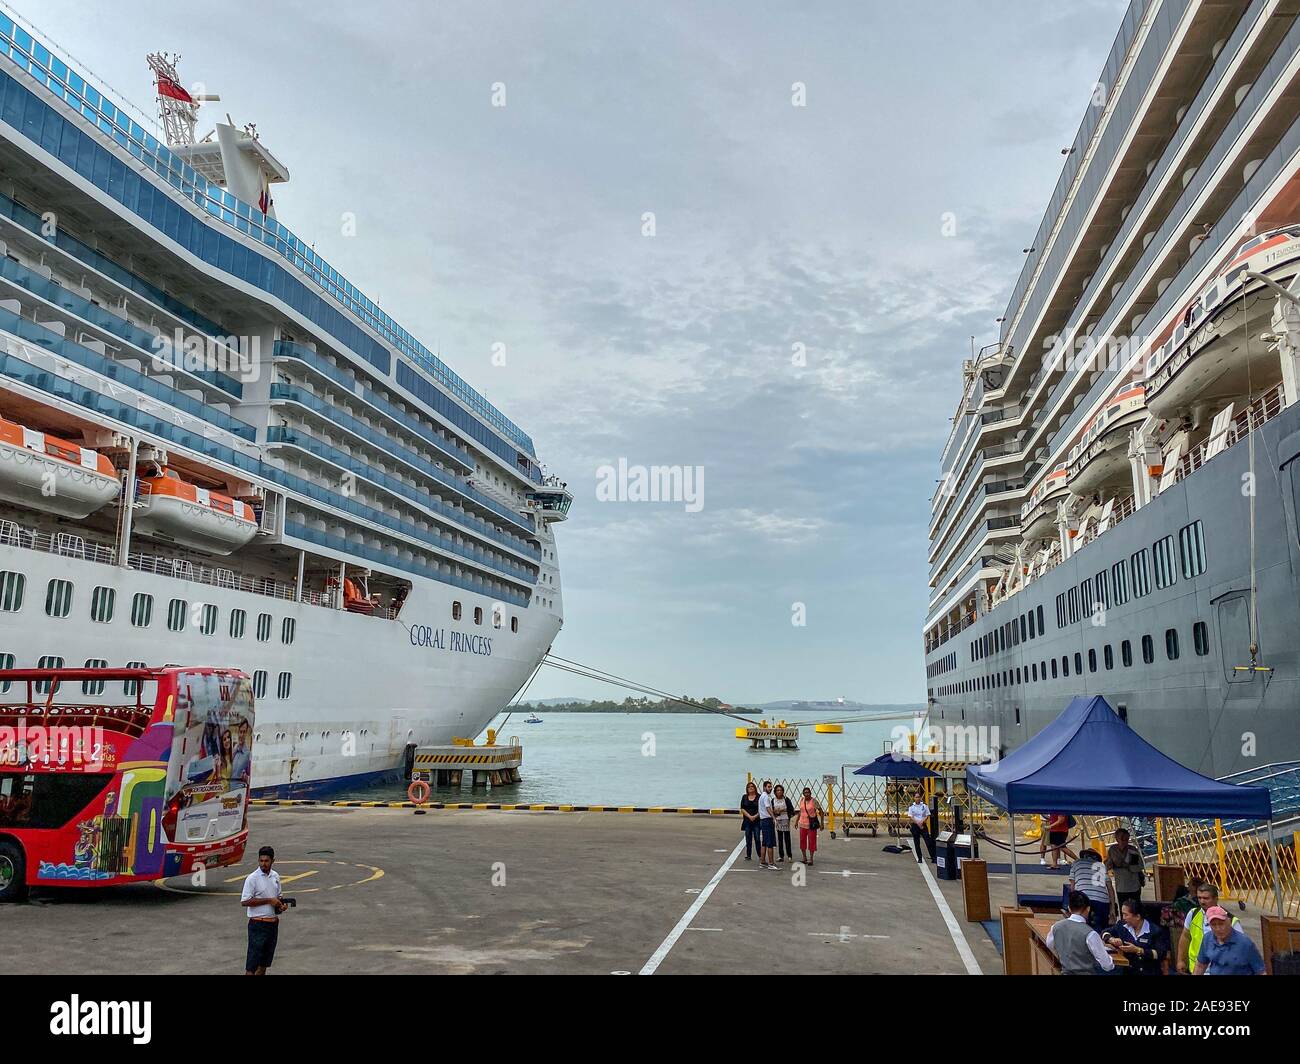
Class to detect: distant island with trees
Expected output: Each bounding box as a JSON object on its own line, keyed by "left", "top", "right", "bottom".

{"left": 517, "top": 696, "right": 733, "bottom": 715}
{"left": 513, "top": 697, "right": 924, "bottom": 715}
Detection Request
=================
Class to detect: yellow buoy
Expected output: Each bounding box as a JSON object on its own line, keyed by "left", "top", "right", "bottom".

{"left": 814, "top": 723, "right": 843, "bottom": 734}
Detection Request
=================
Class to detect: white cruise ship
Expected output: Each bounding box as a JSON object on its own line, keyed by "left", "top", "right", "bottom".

{"left": 924, "top": 0, "right": 1300, "bottom": 777}
{"left": 0, "top": 16, "right": 571, "bottom": 794}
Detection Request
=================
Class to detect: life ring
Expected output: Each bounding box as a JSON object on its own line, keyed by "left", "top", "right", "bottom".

{"left": 407, "top": 780, "right": 430, "bottom": 805}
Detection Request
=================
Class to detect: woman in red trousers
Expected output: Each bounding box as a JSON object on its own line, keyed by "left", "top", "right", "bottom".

{"left": 797, "top": 786, "right": 825, "bottom": 865}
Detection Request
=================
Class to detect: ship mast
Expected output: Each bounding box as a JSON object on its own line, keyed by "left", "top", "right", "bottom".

{"left": 146, "top": 51, "right": 290, "bottom": 217}
{"left": 146, "top": 52, "right": 219, "bottom": 148}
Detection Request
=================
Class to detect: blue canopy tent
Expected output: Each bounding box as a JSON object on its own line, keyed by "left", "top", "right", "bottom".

{"left": 853, "top": 753, "right": 941, "bottom": 779}
{"left": 854, "top": 754, "right": 942, "bottom": 842}
{"left": 965, "top": 696, "right": 1281, "bottom": 912}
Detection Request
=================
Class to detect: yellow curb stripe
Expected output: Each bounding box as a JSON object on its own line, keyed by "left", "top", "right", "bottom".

{"left": 261, "top": 799, "right": 742, "bottom": 815}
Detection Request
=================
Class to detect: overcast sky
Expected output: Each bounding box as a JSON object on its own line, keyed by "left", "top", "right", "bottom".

{"left": 19, "top": 0, "right": 1129, "bottom": 704}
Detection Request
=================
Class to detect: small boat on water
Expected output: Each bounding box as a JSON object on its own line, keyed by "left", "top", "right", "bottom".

{"left": 524, "top": 713, "right": 543, "bottom": 724}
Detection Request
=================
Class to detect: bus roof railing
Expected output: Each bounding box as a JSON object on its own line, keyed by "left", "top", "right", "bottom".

{"left": 0, "top": 668, "right": 159, "bottom": 682}
{"left": 0, "top": 667, "right": 243, "bottom": 681}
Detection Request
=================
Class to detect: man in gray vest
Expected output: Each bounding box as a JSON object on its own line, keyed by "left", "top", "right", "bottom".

{"left": 1045, "top": 890, "right": 1116, "bottom": 974}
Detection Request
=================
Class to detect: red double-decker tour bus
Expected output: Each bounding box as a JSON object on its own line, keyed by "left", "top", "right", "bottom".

{"left": 0, "top": 666, "right": 254, "bottom": 901}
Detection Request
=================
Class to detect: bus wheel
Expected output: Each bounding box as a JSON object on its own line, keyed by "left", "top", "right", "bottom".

{"left": 0, "top": 840, "right": 27, "bottom": 902}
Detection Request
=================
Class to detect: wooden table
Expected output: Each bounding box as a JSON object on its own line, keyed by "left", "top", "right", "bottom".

{"left": 1027, "top": 916, "right": 1129, "bottom": 975}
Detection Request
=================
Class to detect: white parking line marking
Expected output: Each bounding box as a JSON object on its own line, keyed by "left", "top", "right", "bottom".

{"left": 640, "top": 838, "right": 745, "bottom": 975}
{"left": 806, "top": 932, "right": 891, "bottom": 940}
{"left": 917, "top": 859, "right": 982, "bottom": 974}
{"left": 815, "top": 869, "right": 878, "bottom": 877}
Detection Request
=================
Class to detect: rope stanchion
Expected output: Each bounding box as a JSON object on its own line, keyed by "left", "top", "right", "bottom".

{"left": 974, "top": 826, "right": 1085, "bottom": 856}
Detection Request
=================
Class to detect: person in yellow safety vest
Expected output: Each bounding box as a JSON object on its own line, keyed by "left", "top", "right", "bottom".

{"left": 1176, "top": 882, "right": 1240, "bottom": 974}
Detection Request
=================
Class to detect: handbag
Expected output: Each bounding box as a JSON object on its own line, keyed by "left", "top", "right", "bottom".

{"left": 809, "top": 816, "right": 821, "bottom": 831}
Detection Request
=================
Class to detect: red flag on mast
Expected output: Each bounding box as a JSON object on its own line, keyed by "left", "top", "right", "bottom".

{"left": 156, "top": 75, "right": 193, "bottom": 104}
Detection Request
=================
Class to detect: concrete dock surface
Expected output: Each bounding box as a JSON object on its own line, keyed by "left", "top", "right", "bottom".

{"left": 3, "top": 806, "right": 1263, "bottom": 975}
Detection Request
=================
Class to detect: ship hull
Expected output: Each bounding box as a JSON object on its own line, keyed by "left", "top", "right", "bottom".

{"left": 0, "top": 541, "right": 559, "bottom": 796}
{"left": 925, "top": 399, "right": 1300, "bottom": 778}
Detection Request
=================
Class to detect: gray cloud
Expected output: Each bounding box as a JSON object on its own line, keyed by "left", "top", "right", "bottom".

{"left": 22, "top": 0, "right": 1124, "bottom": 702}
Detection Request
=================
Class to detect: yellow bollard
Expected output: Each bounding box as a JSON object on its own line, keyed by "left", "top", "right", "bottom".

{"left": 1214, "top": 819, "right": 1228, "bottom": 895}
{"left": 826, "top": 778, "right": 835, "bottom": 835}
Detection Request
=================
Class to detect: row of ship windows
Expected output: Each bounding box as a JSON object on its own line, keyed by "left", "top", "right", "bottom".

{"left": 0, "top": 654, "right": 294, "bottom": 701}
{"left": 936, "top": 622, "right": 1212, "bottom": 698}
{"left": 0, "top": 572, "right": 296, "bottom": 643}
{"left": 0, "top": 571, "right": 531, "bottom": 638}
{"left": 928, "top": 650, "right": 958, "bottom": 679}
{"left": 1057, "top": 521, "right": 1206, "bottom": 627}
{"left": 970, "top": 521, "right": 1206, "bottom": 662}
{"left": 450, "top": 600, "right": 519, "bottom": 632}
{"left": 265, "top": 728, "right": 370, "bottom": 744}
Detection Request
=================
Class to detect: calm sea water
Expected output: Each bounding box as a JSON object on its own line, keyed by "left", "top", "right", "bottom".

{"left": 337, "top": 712, "right": 908, "bottom": 806}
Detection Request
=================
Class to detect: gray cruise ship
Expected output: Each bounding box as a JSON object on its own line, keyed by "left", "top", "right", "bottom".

{"left": 923, "top": 0, "right": 1300, "bottom": 777}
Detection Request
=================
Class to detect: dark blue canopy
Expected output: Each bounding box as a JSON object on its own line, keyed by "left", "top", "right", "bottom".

{"left": 965, "top": 696, "right": 1272, "bottom": 819}
{"left": 853, "top": 753, "right": 941, "bottom": 779}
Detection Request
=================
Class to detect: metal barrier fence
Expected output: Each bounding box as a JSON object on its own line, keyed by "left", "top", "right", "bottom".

{"left": 936, "top": 786, "right": 1005, "bottom": 835}
{"left": 746, "top": 764, "right": 1300, "bottom": 918}
{"left": 836, "top": 769, "right": 907, "bottom": 837}
{"left": 744, "top": 772, "right": 837, "bottom": 830}
{"left": 1079, "top": 762, "right": 1300, "bottom": 916}
{"left": 1087, "top": 813, "right": 1299, "bottom": 917}
{"left": 744, "top": 765, "right": 1006, "bottom": 839}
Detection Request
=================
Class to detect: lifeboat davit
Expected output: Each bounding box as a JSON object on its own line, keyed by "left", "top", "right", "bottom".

{"left": 1145, "top": 225, "right": 1300, "bottom": 418}
{"left": 1067, "top": 385, "right": 1147, "bottom": 496}
{"left": 1019, "top": 465, "right": 1069, "bottom": 542}
{"left": 0, "top": 416, "right": 119, "bottom": 518}
{"left": 326, "top": 575, "right": 376, "bottom": 615}
{"left": 133, "top": 471, "right": 257, "bottom": 555}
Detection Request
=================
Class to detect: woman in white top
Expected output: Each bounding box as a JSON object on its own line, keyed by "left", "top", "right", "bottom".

{"left": 771, "top": 784, "right": 793, "bottom": 864}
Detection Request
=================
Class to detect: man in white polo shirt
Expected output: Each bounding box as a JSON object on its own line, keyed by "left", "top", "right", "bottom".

{"left": 241, "top": 845, "right": 286, "bottom": 975}
{"left": 757, "top": 780, "right": 777, "bottom": 869}
{"left": 907, "top": 792, "right": 936, "bottom": 864}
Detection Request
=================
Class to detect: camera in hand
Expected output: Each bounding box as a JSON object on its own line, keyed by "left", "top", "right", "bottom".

{"left": 281, "top": 896, "right": 297, "bottom": 908}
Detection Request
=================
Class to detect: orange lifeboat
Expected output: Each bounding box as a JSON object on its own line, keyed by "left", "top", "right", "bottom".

{"left": 325, "top": 575, "right": 376, "bottom": 615}
{"left": 0, "top": 415, "right": 119, "bottom": 518}
{"left": 1067, "top": 384, "right": 1148, "bottom": 496}
{"left": 1018, "top": 465, "right": 1070, "bottom": 542}
{"left": 133, "top": 470, "right": 258, "bottom": 555}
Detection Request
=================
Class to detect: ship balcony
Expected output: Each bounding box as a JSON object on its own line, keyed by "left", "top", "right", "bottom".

{"left": 527, "top": 477, "right": 573, "bottom": 523}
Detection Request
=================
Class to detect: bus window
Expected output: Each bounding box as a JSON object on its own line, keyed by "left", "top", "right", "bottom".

{"left": 0, "top": 772, "right": 115, "bottom": 829}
